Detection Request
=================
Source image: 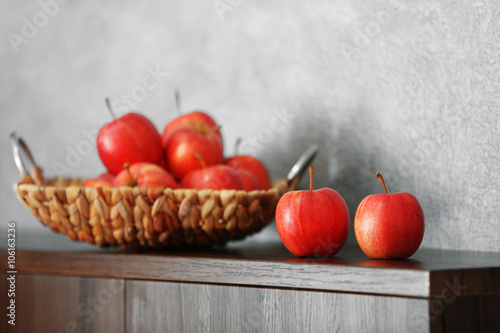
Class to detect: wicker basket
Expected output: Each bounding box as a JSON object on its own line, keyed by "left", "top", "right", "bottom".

{"left": 14, "top": 176, "right": 294, "bottom": 249}
{"left": 11, "top": 133, "right": 316, "bottom": 250}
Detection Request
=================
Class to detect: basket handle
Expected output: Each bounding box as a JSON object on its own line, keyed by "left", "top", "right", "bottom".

{"left": 10, "top": 132, "right": 46, "bottom": 185}
{"left": 286, "top": 144, "right": 319, "bottom": 184}
{"left": 10, "top": 132, "right": 317, "bottom": 187}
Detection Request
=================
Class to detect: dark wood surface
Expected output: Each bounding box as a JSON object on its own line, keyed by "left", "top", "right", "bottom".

{"left": 2, "top": 232, "right": 500, "bottom": 298}
{"left": 437, "top": 294, "right": 500, "bottom": 333}
{"left": 2, "top": 232, "right": 500, "bottom": 332}
{"left": 1, "top": 274, "right": 124, "bottom": 333}
{"left": 125, "top": 280, "right": 429, "bottom": 333}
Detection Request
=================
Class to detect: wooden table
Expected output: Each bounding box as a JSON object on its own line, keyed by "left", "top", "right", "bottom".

{"left": 1, "top": 233, "right": 499, "bottom": 332}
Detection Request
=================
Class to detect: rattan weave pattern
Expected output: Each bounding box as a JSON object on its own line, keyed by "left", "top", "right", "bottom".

{"left": 14, "top": 176, "right": 293, "bottom": 249}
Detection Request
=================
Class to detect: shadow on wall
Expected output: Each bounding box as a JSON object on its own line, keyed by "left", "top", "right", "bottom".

{"left": 260, "top": 101, "right": 428, "bottom": 246}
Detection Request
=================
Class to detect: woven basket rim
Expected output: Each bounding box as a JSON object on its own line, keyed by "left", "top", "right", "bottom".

{"left": 13, "top": 176, "right": 295, "bottom": 249}
{"left": 14, "top": 177, "right": 291, "bottom": 194}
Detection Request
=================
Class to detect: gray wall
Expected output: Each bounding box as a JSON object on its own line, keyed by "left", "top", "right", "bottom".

{"left": 1, "top": 0, "right": 499, "bottom": 252}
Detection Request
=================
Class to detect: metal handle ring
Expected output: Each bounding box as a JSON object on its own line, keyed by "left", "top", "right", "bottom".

{"left": 286, "top": 144, "right": 319, "bottom": 183}
{"left": 10, "top": 132, "right": 37, "bottom": 177}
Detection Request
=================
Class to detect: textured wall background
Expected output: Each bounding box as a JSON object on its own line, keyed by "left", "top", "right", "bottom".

{"left": 1, "top": 0, "right": 499, "bottom": 252}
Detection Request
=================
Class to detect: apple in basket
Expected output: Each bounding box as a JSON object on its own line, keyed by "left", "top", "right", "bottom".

{"left": 82, "top": 178, "right": 113, "bottom": 187}
{"left": 82, "top": 171, "right": 115, "bottom": 187}
{"left": 113, "top": 163, "right": 178, "bottom": 188}
{"left": 224, "top": 138, "right": 271, "bottom": 191}
{"left": 275, "top": 165, "right": 350, "bottom": 257}
{"left": 181, "top": 154, "right": 243, "bottom": 190}
{"left": 97, "top": 99, "right": 163, "bottom": 175}
{"left": 164, "top": 124, "right": 223, "bottom": 181}
{"left": 161, "top": 111, "right": 222, "bottom": 147}
{"left": 229, "top": 168, "right": 262, "bottom": 191}
{"left": 225, "top": 154, "right": 271, "bottom": 191}
{"left": 161, "top": 89, "right": 222, "bottom": 146}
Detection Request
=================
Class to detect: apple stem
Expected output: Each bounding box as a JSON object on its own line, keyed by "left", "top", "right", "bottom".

{"left": 233, "top": 137, "right": 242, "bottom": 156}
{"left": 124, "top": 163, "right": 137, "bottom": 186}
{"left": 309, "top": 165, "right": 314, "bottom": 191}
{"left": 375, "top": 172, "right": 389, "bottom": 194}
{"left": 174, "top": 88, "right": 182, "bottom": 115}
{"left": 194, "top": 152, "right": 207, "bottom": 169}
{"left": 105, "top": 98, "right": 116, "bottom": 120}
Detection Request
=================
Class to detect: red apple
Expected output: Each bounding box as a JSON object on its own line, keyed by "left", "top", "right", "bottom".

{"left": 165, "top": 125, "right": 223, "bottom": 180}
{"left": 113, "top": 163, "right": 178, "bottom": 189}
{"left": 81, "top": 178, "right": 113, "bottom": 188}
{"left": 235, "top": 169, "right": 262, "bottom": 191}
{"left": 96, "top": 172, "right": 115, "bottom": 183}
{"left": 275, "top": 165, "right": 350, "bottom": 257}
{"left": 82, "top": 171, "right": 115, "bottom": 187}
{"left": 354, "top": 172, "right": 424, "bottom": 259}
{"left": 181, "top": 164, "right": 244, "bottom": 190}
{"left": 161, "top": 111, "right": 222, "bottom": 146}
{"left": 97, "top": 101, "right": 163, "bottom": 175}
{"left": 225, "top": 155, "right": 271, "bottom": 190}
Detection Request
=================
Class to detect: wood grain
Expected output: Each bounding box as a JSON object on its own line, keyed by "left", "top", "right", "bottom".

{"left": 448, "top": 294, "right": 500, "bottom": 332}
{"left": 8, "top": 249, "right": 430, "bottom": 297}
{"left": 126, "top": 280, "right": 430, "bottom": 333}
{"left": 3, "top": 245, "right": 498, "bottom": 332}
{"left": 2, "top": 274, "right": 124, "bottom": 333}
{"left": 6, "top": 242, "right": 499, "bottom": 298}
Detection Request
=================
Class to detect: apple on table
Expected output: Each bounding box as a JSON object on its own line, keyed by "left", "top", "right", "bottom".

{"left": 354, "top": 172, "right": 424, "bottom": 259}
{"left": 275, "top": 165, "right": 350, "bottom": 257}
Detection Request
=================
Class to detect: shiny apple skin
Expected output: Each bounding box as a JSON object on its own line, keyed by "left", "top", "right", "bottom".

{"left": 113, "top": 163, "right": 178, "bottom": 189}
{"left": 354, "top": 192, "right": 424, "bottom": 259}
{"left": 97, "top": 113, "right": 163, "bottom": 175}
{"left": 96, "top": 172, "right": 115, "bottom": 183}
{"left": 161, "top": 111, "right": 222, "bottom": 146}
{"left": 235, "top": 169, "right": 262, "bottom": 191}
{"left": 165, "top": 127, "right": 223, "bottom": 181}
{"left": 81, "top": 178, "right": 113, "bottom": 188}
{"left": 181, "top": 165, "right": 244, "bottom": 190}
{"left": 275, "top": 188, "right": 350, "bottom": 257}
{"left": 225, "top": 155, "right": 271, "bottom": 190}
